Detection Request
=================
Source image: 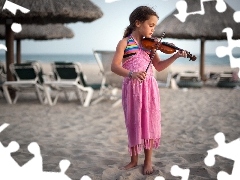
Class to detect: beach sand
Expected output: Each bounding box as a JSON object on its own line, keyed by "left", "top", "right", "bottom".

{"left": 0, "top": 63, "right": 239, "bottom": 180}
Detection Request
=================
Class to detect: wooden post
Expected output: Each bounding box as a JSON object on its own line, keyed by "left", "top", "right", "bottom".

{"left": 5, "top": 19, "right": 14, "bottom": 81}
{"left": 200, "top": 38, "right": 205, "bottom": 81}
{"left": 16, "top": 39, "right": 21, "bottom": 64}
{"left": 5, "top": 19, "right": 16, "bottom": 99}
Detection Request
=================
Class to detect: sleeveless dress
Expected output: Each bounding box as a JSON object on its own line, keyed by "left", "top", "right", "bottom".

{"left": 122, "top": 35, "right": 161, "bottom": 156}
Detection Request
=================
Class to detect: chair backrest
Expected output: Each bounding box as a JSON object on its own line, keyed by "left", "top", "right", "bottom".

{"left": 218, "top": 72, "right": 234, "bottom": 82}
{"left": 10, "top": 62, "right": 42, "bottom": 82}
{"left": 0, "top": 62, "right": 5, "bottom": 74}
{"left": 0, "top": 62, "right": 6, "bottom": 82}
{"left": 93, "top": 50, "right": 123, "bottom": 88}
{"left": 176, "top": 71, "right": 200, "bottom": 82}
{"left": 52, "top": 62, "right": 82, "bottom": 81}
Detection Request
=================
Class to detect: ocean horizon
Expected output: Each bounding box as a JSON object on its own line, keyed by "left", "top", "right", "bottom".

{"left": 0, "top": 53, "right": 237, "bottom": 67}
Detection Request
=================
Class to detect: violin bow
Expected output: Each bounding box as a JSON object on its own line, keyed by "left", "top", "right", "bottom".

{"left": 145, "top": 32, "right": 165, "bottom": 72}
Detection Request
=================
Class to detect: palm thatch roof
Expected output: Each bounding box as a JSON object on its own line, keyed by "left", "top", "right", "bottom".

{"left": 0, "top": 0, "right": 103, "bottom": 81}
{"left": 0, "top": 24, "right": 74, "bottom": 40}
{"left": 0, "top": 0, "right": 103, "bottom": 24}
{"left": 154, "top": 0, "right": 240, "bottom": 40}
{"left": 0, "top": 24, "right": 74, "bottom": 64}
{"left": 153, "top": 0, "right": 240, "bottom": 80}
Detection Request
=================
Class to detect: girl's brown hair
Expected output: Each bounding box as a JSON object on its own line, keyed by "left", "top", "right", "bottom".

{"left": 123, "top": 6, "right": 159, "bottom": 38}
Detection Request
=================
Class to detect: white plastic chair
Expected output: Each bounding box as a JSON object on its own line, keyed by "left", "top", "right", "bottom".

{"left": 176, "top": 71, "right": 203, "bottom": 88}
{"left": 91, "top": 50, "right": 122, "bottom": 107}
{"left": 2, "top": 62, "right": 45, "bottom": 104}
{"left": 43, "top": 62, "right": 94, "bottom": 107}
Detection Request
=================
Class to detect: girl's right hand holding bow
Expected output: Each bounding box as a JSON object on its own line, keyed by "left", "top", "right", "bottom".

{"left": 130, "top": 71, "right": 146, "bottom": 81}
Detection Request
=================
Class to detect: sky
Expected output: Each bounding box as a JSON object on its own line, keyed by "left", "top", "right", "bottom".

{"left": 0, "top": 0, "right": 240, "bottom": 55}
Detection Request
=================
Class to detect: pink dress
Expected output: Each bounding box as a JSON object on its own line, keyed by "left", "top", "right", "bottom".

{"left": 122, "top": 38, "right": 161, "bottom": 156}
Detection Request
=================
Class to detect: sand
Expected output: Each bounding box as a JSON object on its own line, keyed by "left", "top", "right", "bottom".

{"left": 0, "top": 63, "right": 240, "bottom": 180}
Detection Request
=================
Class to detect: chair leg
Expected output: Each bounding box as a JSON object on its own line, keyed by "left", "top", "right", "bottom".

{"left": 2, "top": 84, "right": 12, "bottom": 104}
{"left": 83, "top": 87, "right": 94, "bottom": 107}
{"left": 44, "top": 85, "right": 61, "bottom": 106}
{"left": 76, "top": 84, "right": 94, "bottom": 107}
{"left": 12, "top": 93, "right": 19, "bottom": 104}
{"left": 43, "top": 85, "right": 53, "bottom": 105}
{"left": 35, "top": 86, "right": 45, "bottom": 104}
{"left": 75, "top": 88, "right": 84, "bottom": 105}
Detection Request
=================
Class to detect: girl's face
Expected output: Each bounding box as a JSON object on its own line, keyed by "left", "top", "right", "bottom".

{"left": 137, "top": 15, "right": 158, "bottom": 38}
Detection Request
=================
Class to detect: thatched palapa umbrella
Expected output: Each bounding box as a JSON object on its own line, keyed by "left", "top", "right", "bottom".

{"left": 0, "top": 24, "right": 74, "bottom": 64}
{"left": 0, "top": 0, "right": 103, "bottom": 81}
{"left": 153, "top": 0, "right": 240, "bottom": 80}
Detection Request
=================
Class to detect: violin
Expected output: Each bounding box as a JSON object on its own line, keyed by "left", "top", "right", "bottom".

{"left": 142, "top": 37, "right": 197, "bottom": 61}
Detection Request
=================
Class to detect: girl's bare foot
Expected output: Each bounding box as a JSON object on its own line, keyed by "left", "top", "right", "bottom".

{"left": 119, "top": 147, "right": 138, "bottom": 170}
{"left": 143, "top": 160, "right": 153, "bottom": 175}
{"left": 119, "top": 161, "right": 137, "bottom": 170}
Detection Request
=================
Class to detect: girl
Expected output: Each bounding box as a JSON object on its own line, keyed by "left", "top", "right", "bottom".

{"left": 111, "top": 6, "right": 187, "bottom": 175}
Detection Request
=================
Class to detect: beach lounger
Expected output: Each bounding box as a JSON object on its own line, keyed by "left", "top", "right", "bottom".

{"left": 216, "top": 71, "right": 240, "bottom": 88}
{"left": 43, "top": 62, "right": 94, "bottom": 107}
{"left": 2, "top": 62, "right": 46, "bottom": 104}
{"left": 176, "top": 71, "right": 203, "bottom": 88}
{"left": 92, "top": 50, "right": 122, "bottom": 107}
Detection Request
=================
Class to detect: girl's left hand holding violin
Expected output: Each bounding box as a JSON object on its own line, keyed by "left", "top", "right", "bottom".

{"left": 174, "top": 49, "right": 188, "bottom": 58}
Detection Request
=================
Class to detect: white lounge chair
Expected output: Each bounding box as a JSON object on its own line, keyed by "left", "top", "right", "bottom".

{"left": 91, "top": 50, "right": 122, "bottom": 107}
{"left": 217, "top": 71, "right": 240, "bottom": 88}
{"left": 43, "top": 62, "right": 94, "bottom": 107}
{"left": 176, "top": 71, "right": 203, "bottom": 88}
{"left": 2, "top": 62, "right": 46, "bottom": 104}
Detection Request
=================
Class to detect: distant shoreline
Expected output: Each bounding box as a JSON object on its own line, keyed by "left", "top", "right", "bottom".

{"left": 0, "top": 53, "right": 238, "bottom": 69}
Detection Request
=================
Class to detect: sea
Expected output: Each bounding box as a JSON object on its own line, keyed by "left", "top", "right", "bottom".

{"left": 0, "top": 53, "right": 238, "bottom": 67}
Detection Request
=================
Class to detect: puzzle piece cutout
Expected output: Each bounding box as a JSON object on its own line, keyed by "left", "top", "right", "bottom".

{"left": 154, "top": 176, "right": 165, "bottom": 180}
{"left": 174, "top": 0, "right": 227, "bottom": 22}
{"left": 204, "top": 132, "right": 240, "bottom": 180}
{"left": 35, "top": 160, "right": 72, "bottom": 180}
{"left": 0, "top": 44, "right": 7, "bottom": 51}
{"left": 21, "top": 142, "right": 43, "bottom": 175}
{"left": 154, "top": 164, "right": 190, "bottom": 180}
{"left": 233, "top": 11, "right": 240, "bottom": 23}
{"left": 215, "top": 27, "right": 240, "bottom": 77}
{"left": 2, "top": 0, "right": 30, "bottom": 33}
{"left": 0, "top": 123, "right": 9, "bottom": 133}
{"left": 0, "top": 0, "right": 30, "bottom": 51}
{"left": 81, "top": 175, "right": 92, "bottom": 180}
{"left": 171, "top": 165, "right": 190, "bottom": 180}
{"left": 0, "top": 141, "right": 20, "bottom": 177}
{"left": 3, "top": 0, "right": 30, "bottom": 15}
{"left": 105, "top": 0, "right": 120, "bottom": 3}
{"left": 0, "top": 123, "right": 92, "bottom": 180}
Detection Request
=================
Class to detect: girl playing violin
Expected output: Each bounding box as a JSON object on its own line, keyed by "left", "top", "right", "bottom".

{"left": 111, "top": 6, "right": 187, "bottom": 175}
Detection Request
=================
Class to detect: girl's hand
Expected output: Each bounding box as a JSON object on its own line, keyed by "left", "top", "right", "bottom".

{"left": 175, "top": 50, "right": 188, "bottom": 58}
{"left": 132, "top": 71, "right": 146, "bottom": 81}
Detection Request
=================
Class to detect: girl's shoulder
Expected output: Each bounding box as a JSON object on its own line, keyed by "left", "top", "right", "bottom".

{"left": 116, "top": 37, "right": 128, "bottom": 50}
{"left": 119, "top": 37, "right": 128, "bottom": 46}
